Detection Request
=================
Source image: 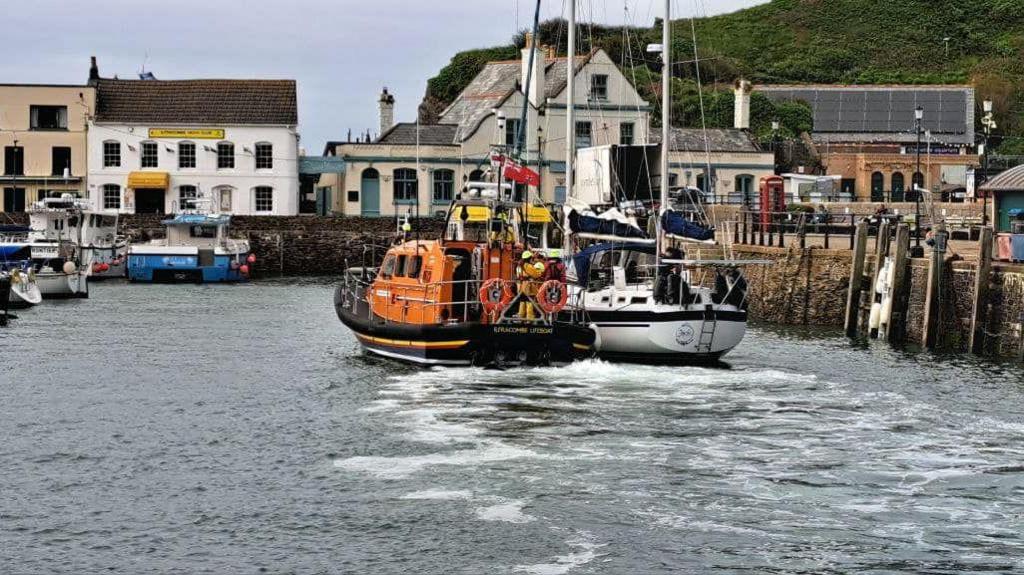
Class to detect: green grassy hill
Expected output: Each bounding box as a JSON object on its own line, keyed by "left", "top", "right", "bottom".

{"left": 420, "top": 0, "right": 1024, "bottom": 151}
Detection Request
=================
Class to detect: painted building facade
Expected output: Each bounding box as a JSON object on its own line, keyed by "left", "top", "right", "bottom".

{"left": 0, "top": 83, "right": 95, "bottom": 212}
{"left": 86, "top": 65, "right": 300, "bottom": 216}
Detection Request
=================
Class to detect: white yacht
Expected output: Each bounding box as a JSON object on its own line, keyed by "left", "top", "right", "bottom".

{"left": 558, "top": 0, "right": 762, "bottom": 363}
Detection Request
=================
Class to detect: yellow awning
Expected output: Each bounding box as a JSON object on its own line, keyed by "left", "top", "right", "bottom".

{"left": 127, "top": 172, "right": 169, "bottom": 189}
{"left": 453, "top": 205, "right": 552, "bottom": 224}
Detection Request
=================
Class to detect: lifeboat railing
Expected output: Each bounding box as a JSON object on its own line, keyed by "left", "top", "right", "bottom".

{"left": 339, "top": 264, "right": 578, "bottom": 326}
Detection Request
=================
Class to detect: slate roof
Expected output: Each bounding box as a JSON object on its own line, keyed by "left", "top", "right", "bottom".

{"left": 376, "top": 123, "right": 459, "bottom": 146}
{"left": 440, "top": 53, "right": 594, "bottom": 143}
{"left": 980, "top": 164, "right": 1024, "bottom": 193}
{"left": 757, "top": 84, "right": 974, "bottom": 145}
{"left": 94, "top": 78, "right": 298, "bottom": 125}
{"left": 651, "top": 128, "right": 762, "bottom": 153}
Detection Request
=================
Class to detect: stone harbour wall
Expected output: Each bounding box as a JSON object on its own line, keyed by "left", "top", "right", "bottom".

{"left": 117, "top": 215, "right": 447, "bottom": 276}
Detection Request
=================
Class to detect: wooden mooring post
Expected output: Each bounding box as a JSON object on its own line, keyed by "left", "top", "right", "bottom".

{"left": 969, "top": 227, "right": 994, "bottom": 355}
{"left": 921, "top": 225, "right": 949, "bottom": 350}
{"left": 886, "top": 224, "right": 911, "bottom": 345}
{"left": 844, "top": 221, "right": 869, "bottom": 338}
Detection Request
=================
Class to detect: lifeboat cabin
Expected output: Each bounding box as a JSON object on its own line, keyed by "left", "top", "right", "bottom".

{"left": 334, "top": 198, "right": 595, "bottom": 367}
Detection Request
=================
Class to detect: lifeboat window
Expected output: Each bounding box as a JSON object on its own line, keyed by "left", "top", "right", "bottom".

{"left": 395, "top": 255, "right": 408, "bottom": 277}
{"left": 407, "top": 256, "right": 423, "bottom": 279}
{"left": 381, "top": 255, "right": 396, "bottom": 279}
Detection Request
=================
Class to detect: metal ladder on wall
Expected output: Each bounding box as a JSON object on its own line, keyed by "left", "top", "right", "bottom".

{"left": 696, "top": 308, "right": 717, "bottom": 353}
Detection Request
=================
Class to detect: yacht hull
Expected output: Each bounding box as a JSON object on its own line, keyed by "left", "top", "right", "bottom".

{"left": 8, "top": 279, "right": 42, "bottom": 308}
{"left": 568, "top": 307, "right": 747, "bottom": 364}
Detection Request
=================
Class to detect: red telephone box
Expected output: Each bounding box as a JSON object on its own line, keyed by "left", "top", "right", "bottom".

{"left": 759, "top": 175, "right": 785, "bottom": 230}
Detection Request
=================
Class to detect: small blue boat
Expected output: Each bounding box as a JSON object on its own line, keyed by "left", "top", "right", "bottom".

{"left": 127, "top": 213, "right": 253, "bottom": 283}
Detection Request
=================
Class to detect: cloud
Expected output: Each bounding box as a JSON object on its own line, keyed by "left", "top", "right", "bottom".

{"left": 0, "top": 0, "right": 763, "bottom": 152}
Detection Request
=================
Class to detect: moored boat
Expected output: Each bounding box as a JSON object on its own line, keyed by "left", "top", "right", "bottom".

{"left": 334, "top": 197, "right": 595, "bottom": 367}
{"left": 127, "top": 208, "right": 252, "bottom": 283}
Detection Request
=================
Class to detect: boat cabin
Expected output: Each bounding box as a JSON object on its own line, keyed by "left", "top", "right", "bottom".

{"left": 161, "top": 214, "right": 233, "bottom": 249}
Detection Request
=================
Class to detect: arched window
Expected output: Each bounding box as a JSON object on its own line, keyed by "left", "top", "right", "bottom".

{"left": 735, "top": 174, "right": 755, "bottom": 203}
{"left": 432, "top": 169, "right": 454, "bottom": 203}
{"left": 696, "top": 174, "right": 707, "bottom": 193}
{"left": 253, "top": 186, "right": 274, "bottom": 212}
{"left": 103, "top": 140, "right": 121, "bottom": 168}
{"left": 891, "top": 172, "right": 905, "bottom": 201}
{"left": 179, "top": 185, "right": 198, "bottom": 211}
{"left": 102, "top": 184, "right": 121, "bottom": 210}
{"left": 912, "top": 171, "right": 924, "bottom": 199}
{"left": 140, "top": 141, "right": 159, "bottom": 168}
{"left": 178, "top": 141, "right": 196, "bottom": 169}
{"left": 217, "top": 142, "right": 235, "bottom": 169}
{"left": 871, "top": 171, "right": 884, "bottom": 201}
{"left": 255, "top": 142, "right": 273, "bottom": 169}
{"left": 394, "top": 168, "right": 418, "bottom": 203}
{"left": 468, "top": 169, "right": 484, "bottom": 182}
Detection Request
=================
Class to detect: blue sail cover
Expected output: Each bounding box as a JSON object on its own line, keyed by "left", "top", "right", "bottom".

{"left": 0, "top": 245, "right": 32, "bottom": 260}
{"left": 662, "top": 210, "right": 714, "bottom": 241}
{"left": 568, "top": 210, "right": 647, "bottom": 239}
{"left": 572, "top": 243, "right": 655, "bottom": 286}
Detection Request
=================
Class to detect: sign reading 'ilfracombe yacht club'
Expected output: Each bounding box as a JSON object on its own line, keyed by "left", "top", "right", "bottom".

{"left": 147, "top": 128, "right": 225, "bottom": 139}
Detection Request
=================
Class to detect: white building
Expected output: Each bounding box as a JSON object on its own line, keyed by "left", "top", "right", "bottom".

{"left": 319, "top": 37, "right": 774, "bottom": 216}
{"left": 86, "top": 70, "right": 300, "bottom": 216}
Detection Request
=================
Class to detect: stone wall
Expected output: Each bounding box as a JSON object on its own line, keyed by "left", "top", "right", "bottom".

{"left": 730, "top": 244, "right": 853, "bottom": 327}
{"left": 116, "top": 215, "right": 447, "bottom": 276}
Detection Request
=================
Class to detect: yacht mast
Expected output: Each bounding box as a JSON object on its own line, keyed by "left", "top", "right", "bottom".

{"left": 657, "top": 0, "right": 671, "bottom": 260}
{"left": 565, "top": 0, "right": 576, "bottom": 201}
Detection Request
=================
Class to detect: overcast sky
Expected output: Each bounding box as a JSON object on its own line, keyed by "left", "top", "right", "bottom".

{"left": 2, "top": 0, "right": 762, "bottom": 153}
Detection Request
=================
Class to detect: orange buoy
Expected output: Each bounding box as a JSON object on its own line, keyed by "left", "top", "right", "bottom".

{"left": 239, "top": 264, "right": 250, "bottom": 275}
{"left": 536, "top": 280, "right": 568, "bottom": 314}
{"left": 479, "top": 278, "right": 514, "bottom": 313}
{"left": 246, "top": 254, "right": 256, "bottom": 264}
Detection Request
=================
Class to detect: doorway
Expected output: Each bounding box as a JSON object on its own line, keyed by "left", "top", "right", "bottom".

{"left": 135, "top": 188, "right": 166, "bottom": 214}
{"left": 361, "top": 168, "right": 380, "bottom": 216}
{"left": 3, "top": 188, "right": 26, "bottom": 212}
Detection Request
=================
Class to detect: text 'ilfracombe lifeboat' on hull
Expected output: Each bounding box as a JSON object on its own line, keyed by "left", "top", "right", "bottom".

{"left": 334, "top": 185, "right": 596, "bottom": 368}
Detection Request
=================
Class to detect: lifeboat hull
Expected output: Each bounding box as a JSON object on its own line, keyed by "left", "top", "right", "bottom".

{"left": 335, "top": 286, "right": 594, "bottom": 367}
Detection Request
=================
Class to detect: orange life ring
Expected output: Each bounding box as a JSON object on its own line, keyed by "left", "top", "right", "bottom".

{"left": 479, "top": 278, "right": 514, "bottom": 312}
{"left": 537, "top": 280, "right": 568, "bottom": 314}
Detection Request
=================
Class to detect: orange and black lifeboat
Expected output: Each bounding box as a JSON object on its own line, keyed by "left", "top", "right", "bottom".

{"left": 334, "top": 239, "right": 594, "bottom": 367}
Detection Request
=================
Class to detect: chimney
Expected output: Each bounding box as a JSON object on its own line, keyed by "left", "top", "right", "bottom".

{"left": 378, "top": 87, "right": 395, "bottom": 136}
{"left": 88, "top": 56, "right": 100, "bottom": 85}
{"left": 521, "top": 32, "right": 546, "bottom": 108}
{"left": 733, "top": 79, "right": 751, "bottom": 130}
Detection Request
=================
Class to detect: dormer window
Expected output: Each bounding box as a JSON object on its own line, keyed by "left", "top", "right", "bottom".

{"left": 590, "top": 74, "right": 608, "bottom": 101}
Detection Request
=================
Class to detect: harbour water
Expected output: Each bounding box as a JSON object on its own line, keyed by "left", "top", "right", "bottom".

{"left": 2, "top": 278, "right": 1024, "bottom": 573}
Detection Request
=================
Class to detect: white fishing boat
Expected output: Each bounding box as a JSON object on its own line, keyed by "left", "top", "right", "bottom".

{"left": 24, "top": 195, "right": 126, "bottom": 280}
{"left": 0, "top": 196, "right": 93, "bottom": 299}
{"left": 559, "top": 0, "right": 764, "bottom": 363}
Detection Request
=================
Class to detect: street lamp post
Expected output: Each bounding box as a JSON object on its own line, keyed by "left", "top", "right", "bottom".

{"left": 913, "top": 106, "right": 924, "bottom": 255}
{"left": 981, "top": 99, "right": 995, "bottom": 227}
